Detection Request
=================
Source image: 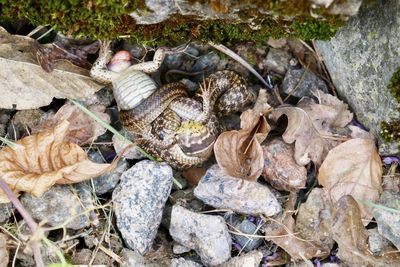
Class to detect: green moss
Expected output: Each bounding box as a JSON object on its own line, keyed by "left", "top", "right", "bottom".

{"left": 380, "top": 120, "right": 400, "bottom": 143}
{"left": 388, "top": 68, "right": 400, "bottom": 102}
{"left": 380, "top": 68, "right": 400, "bottom": 145}
{"left": 1, "top": 0, "right": 343, "bottom": 45}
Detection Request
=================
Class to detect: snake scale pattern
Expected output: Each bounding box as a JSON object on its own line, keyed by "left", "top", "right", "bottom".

{"left": 119, "top": 70, "right": 255, "bottom": 169}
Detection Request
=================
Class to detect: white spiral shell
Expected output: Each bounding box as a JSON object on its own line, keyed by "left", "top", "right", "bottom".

{"left": 112, "top": 69, "right": 157, "bottom": 110}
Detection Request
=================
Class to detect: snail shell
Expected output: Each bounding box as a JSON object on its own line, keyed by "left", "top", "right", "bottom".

{"left": 112, "top": 68, "right": 157, "bottom": 111}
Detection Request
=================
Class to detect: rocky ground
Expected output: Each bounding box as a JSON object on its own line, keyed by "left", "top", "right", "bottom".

{"left": 0, "top": 2, "right": 399, "bottom": 266}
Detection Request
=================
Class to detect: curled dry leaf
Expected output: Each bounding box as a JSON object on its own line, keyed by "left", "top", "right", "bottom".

{"left": 265, "top": 193, "right": 329, "bottom": 260}
{"left": 271, "top": 90, "right": 353, "bottom": 166}
{"left": 262, "top": 138, "right": 307, "bottom": 192}
{"left": 331, "top": 195, "right": 400, "bottom": 267}
{"left": 318, "top": 138, "right": 382, "bottom": 224}
{"left": 0, "top": 27, "right": 103, "bottom": 109}
{"left": 0, "top": 121, "right": 110, "bottom": 203}
{"left": 32, "top": 103, "right": 110, "bottom": 145}
{"left": 214, "top": 89, "right": 271, "bottom": 181}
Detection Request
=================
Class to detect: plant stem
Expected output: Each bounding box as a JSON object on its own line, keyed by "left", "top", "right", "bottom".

{"left": 0, "top": 178, "right": 44, "bottom": 267}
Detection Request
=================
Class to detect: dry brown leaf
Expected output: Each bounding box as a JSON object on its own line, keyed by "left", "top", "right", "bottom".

{"left": 0, "top": 233, "right": 8, "bottom": 267}
{"left": 214, "top": 90, "right": 271, "bottom": 181}
{"left": 32, "top": 103, "right": 110, "bottom": 145}
{"left": 318, "top": 138, "right": 382, "bottom": 224}
{"left": 271, "top": 90, "right": 353, "bottom": 166}
{"left": 0, "top": 27, "right": 103, "bottom": 109}
{"left": 331, "top": 195, "right": 400, "bottom": 267}
{"left": 295, "top": 188, "right": 334, "bottom": 252}
{"left": 262, "top": 138, "right": 307, "bottom": 192}
{"left": 0, "top": 121, "right": 110, "bottom": 203}
{"left": 265, "top": 193, "right": 329, "bottom": 260}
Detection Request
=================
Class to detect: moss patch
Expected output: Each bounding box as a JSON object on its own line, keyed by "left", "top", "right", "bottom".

{"left": 1, "top": 0, "right": 343, "bottom": 45}
{"left": 380, "top": 68, "right": 400, "bottom": 145}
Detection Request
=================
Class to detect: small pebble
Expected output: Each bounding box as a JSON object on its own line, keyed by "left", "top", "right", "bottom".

{"left": 368, "top": 228, "right": 393, "bottom": 255}
{"left": 191, "top": 52, "right": 220, "bottom": 72}
{"left": 232, "top": 219, "right": 263, "bottom": 252}
{"left": 263, "top": 48, "right": 291, "bottom": 75}
{"left": 169, "top": 205, "right": 232, "bottom": 266}
{"left": 281, "top": 67, "right": 329, "bottom": 98}
{"left": 120, "top": 248, "right": 159, "bottom": 267}
{"left": 0, "top": 203, "right": 14, "bottom": 223}
{"left": 194, "top": 165, "right": 281, "bottom": 217}
{"left": 113, "top": 160, "right": 173, "bottom": 254}
{"left": 171, "top": 257, "right": 203, "bottom": 267}
{"left": 219, "top": 251, "right": 263, "bottom": 267}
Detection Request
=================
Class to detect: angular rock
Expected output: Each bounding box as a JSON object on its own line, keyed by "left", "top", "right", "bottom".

{"left": 232, "top": 219, "right": 263, "bottom": 252}
{"left": 219, "top": 251, "right": 263, "bottom": 267}
{"left": 191, "top": 53, "right": 220, "bottom": 72}
{"left": 112, "top": 160, "right": 173, "bottom": 254}
{"left": 373, "top": 191, "right": 400, "bottom": 250}
{"left": 88, "top": 151, "right": 128, "bottom": 195}
{"left": 120, "top": 248, "right": 159, "bottom": 267}
{"left": 194, "top": 165, "right": 281, "bottom": 217}
{"left": 281, "top": 67, "right": 329, "bottom": 98}
{"left": 368, "top": 228, "right": 393, "bottom": 255}
{"left": 173, "top": 242, "right": 191, "bottom": 254}
{"left": 171, "top": 257, "right": 203, "bottom": 267}
{"left": 263, "top": 48, "right": 291, "bottom": 75}
{"left": 315, "top": 0, "right": 400, "bottom": 155}
{"left": 169, "top": 205, "right": 232, "bottom": 266}
{"left": 262, "top": 139, "right": 307, "bottom": 192}
{"left": 21, "top": 184, "right": 93, "bottom": 230}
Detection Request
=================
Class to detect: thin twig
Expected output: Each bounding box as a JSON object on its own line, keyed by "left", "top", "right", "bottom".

{"left": 0, "top": 178, "right": 44, "bottom": 267}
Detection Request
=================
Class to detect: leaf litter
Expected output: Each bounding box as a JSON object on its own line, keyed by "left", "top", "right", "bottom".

{"left": 0, "top": 27, "right": 398, "bottom": 267}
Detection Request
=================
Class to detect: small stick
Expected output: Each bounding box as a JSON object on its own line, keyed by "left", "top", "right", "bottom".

{"left": 0, "top": 178, "right": 44, "bottom": 267}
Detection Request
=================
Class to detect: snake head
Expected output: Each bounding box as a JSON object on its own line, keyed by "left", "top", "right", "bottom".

{"left": 175, "top": 121, "right": 216, "bottom": 157}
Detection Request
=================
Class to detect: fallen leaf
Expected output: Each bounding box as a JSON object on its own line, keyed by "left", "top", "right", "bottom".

{"left": 295, "top": 188, "right": 334, "bottom": 252}
{"left": 331, "top": 195, "right": 400, "bottom": 267}
{"left": 36, "top": 38, "right": 99, "bottom": 72}
{"left": 0, "top": 233, "right": 7, "bottom": 267}
{"left": 262, "top": 138, "right": 307, "bottom": 192}
{"left": 271, "top": 90, "right": 353, "bottom": 166}
{"left": 214, "top": 89, "right": 271, "bottom": 180}
{"left": 0, "top": 121, "right": 110, "bottom": 203}
{"left": 32, "top": 103, "right": 110, "bottom": 145}
{"left": 265, "top": 193, "right": 329, "bottom": 260}
{"left": 0, "top": 27, "right": 103, "bottom": 109}
{"left": 318, "top": 138, "right": 382, "bottom": 224}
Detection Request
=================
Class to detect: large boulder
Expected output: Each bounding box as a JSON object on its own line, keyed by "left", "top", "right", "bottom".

{"left": 315, "top": 0, "right": 400, "bottom": 155}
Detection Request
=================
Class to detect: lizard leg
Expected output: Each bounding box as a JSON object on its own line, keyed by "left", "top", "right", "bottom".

{"left": 90, "top": 41, "right": 119, "bottom": 83}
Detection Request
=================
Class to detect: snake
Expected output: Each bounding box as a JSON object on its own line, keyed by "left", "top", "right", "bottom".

{"left": 116, "top": 70, "right": 255, "bottom": 169}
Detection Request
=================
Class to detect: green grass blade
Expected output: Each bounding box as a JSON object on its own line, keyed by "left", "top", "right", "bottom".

{"left": 0, "top": 136, "right": 19, "bottom": 150}
{"left": 69, "top": 99, "right": 155, "bottom": 160}
{"left": 357, "top": 199, "right": 400, "bottom": 214}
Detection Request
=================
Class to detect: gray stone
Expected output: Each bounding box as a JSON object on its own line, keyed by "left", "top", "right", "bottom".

{"left": 194, "top": 165, "right": 281, "bottom": 217}
{"left": 171, "top": 258, "right": 203, "bottom": 267}
{"left": 112, "top": 160, "right": 173, "bottom": 254}
{"left": 130, "top": 1, "right": 360, "bottom": 25}
{"left": 169, "top": 205, "right": 232, "bottom": 266}
{"left": 219, "top": 251, "right": 263, "bottom": 267}
{"left": 21, "top": 184, "right": 93, "bottom": 230}
{"left": 281, "top": 67, "right": 329, "bottom": 98}
{"left": 263, "top": 48, "right": 291, "bottom": 75}
{"left": 315, "top": 0, "right": 400, "bottom": 155}
{"left": 112, "top": 129, "right": 146, "bottom": 160}
{"left": 373, "top": 191, "right": 400, "bottom": 250}
{"left": 173, "top": 242, "right": 192, "bottom": 254}
{"left": 0, "top": 203, "right": 14, "bottom": 223}
{"left": 368, "top": 228, "right": 393, "bottom": 255}
{"left": 191, "top": 53, "right": 220, "bottom": 72}
{"left": 88, "top": 151, "right": 128, "bottom": 195}
{"left": 120, "top": 248, "right": 160, "bottom": 267}
{"left": 232, "top": 219, "right": 263, "bottom": 252}
{"left": 78, "top": 87, "right": 114, "bottom": 107}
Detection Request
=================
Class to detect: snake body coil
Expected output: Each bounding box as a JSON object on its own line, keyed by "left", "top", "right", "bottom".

{"left": 115, "top": 70, "right": 254, "bottom": 169}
